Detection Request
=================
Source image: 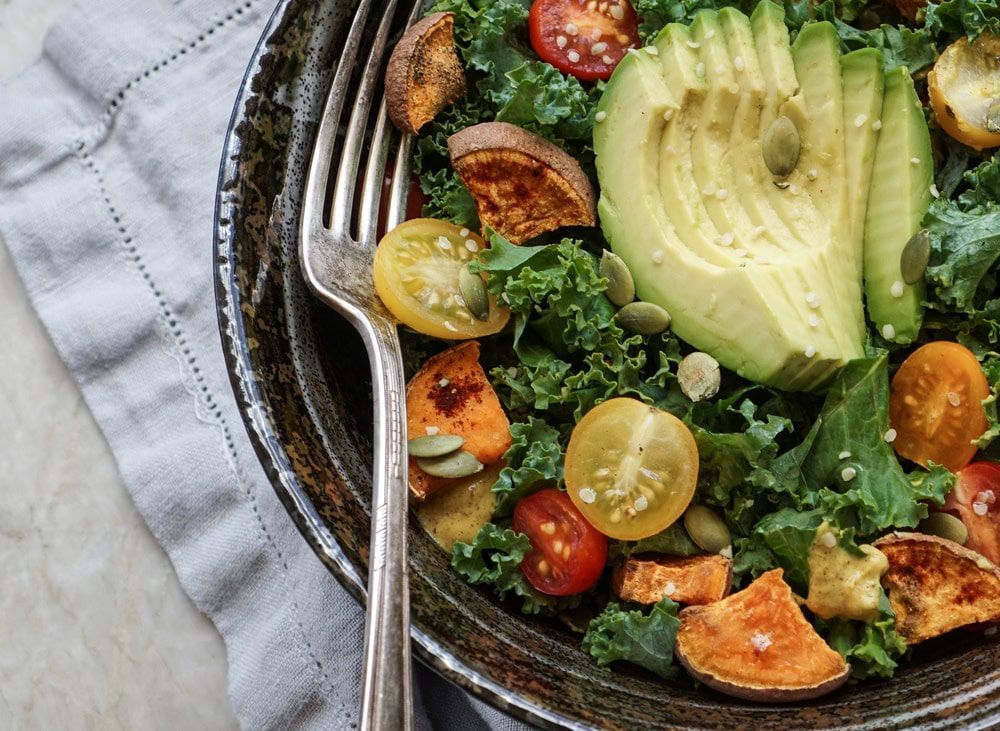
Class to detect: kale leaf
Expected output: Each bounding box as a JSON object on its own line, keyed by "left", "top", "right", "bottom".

{"left": 822, "top": 591, "right": 909, "bottom": 679}
{"left": 581, "top": 597, "right": 682, "bottom": 679}
{"left": 491, "top": 417, "right": 565, "bottom": 517}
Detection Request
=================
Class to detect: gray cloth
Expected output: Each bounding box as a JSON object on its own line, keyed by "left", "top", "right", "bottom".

{"left": 0, "top": 1, "right": 528, "bottom": 728}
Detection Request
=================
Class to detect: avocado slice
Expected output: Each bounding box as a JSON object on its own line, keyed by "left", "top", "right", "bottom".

{"left": 863, "top": 67, "right": 932, "bottom": 344}
{"left": 595, "top": 2, "right": 864, "bottom": 391}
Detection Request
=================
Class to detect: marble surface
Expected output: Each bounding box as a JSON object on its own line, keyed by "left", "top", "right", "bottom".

{"left": 0, "top": 1, "right": 237, "bottom": 727}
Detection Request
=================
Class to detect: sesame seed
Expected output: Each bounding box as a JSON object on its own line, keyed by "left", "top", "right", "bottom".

{"left": 460, "top": 227, "right": 470, "bottom": 237}
{"left": 687, "top": 40, "right": 701, "bottom": 49}
{"left": 695, "top": 62, "right": 705, "bottom": 75}
{"left": 652, "top": 250, "right": 664, "bottom": 264}
{"left": 591, "top": 27, "right": 602, "bottom": 40}
{"left": 540, "top": 522, "right": 556, "bottom": 535}
{"left": 565, "top": 22, "right": 577, "bottom": 34}
{"left": 854, "top": 113, "right": 868, "bottom": 128}
{"left": 884, "top": 428, "right": 897, "bottom": 443}
{"left": 507, "top": 366, "right": 518, "bottom": 377}
{"left": 634, "top": 495, "right": 649, "bottom": 512}
{"left": 733, "top": 55, "right": 745, "bottom": 71}
{"left": 930, "top": 183, "right": 940, "bottom": 198}
{"left": 750, "top": 631, "right": 773, "bottom": 652}
{"left": 973, "top": 502, "right": 989, "bottom": 516}
{"left": 567, "top": 49, "right": 581, "bottom": 63}
{"left": 911, "top": 157, "right": 921, "bottom": 165}
{"left": 890, "top": 280, "right": 904, "bottom": 298}
{"left": 704, "top": 29, "right": 715, "bottom": 39}
{"left": 438, "top": 378, "right": 450, "bottom": 387}
{"left": 979, "top": 489, "right": 996, "bottom": 505}
{"left": 805, "top": 344, "right": 817, "bottom": 358}
{"left": 720, "top": 545, "right": 734, "bottom": 558}
{"left": 603, "top": 54, "right": 614, "bottom": 64}
{"left": 948, "top": 391, "right": 961, "bottom": 406}
{"left": 839, "top": 451, "right": 851, "bottom": 460}
{"left": 805, "top": 291, "right": 820, "bottom": 308}
{"left": 595, "top": 110, "right": 607, "bottom": 122}
{"left": 579, "top": 487, "right": 597, "bottom": 504}
{"left": 610, "top": 4, "right": 625, "bottom": 19}
{"left": 841, "top": 466, "right": 857, "bottom": 482}
{"left": 645, "top": 45, "right": 658, "bottom": 56}
{"left": 716, "top": 188, "right": 729, "bottom": 200}
{"left": 807, "top": 168, "right": 818, "bottom": 181}
{"left": 425, "top": 426, "right": 439, "bottom": 435}
{"left": 443, "top": 321, "right": 457, "bottom": 332}
{"left": 872, "top": 120, "right": 882, "bottom": 131}
{"left": 882, "top": 323, "right": 895, "bottom": 340}
{"left": 808, "top": 313, "right": 820, "bottom": 328}
{"left": 556, "top": 35, "right": 567, "bottom": 49}
{"left": 663, "top": 581, "right": 677, "bottom": 597}
{"left": 820, "top": 531, "right": 838, "bottom": 548}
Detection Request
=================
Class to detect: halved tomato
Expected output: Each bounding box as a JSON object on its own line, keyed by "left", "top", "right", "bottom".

{"left": 928, "top": 34, "right": 1000, "bottom": 151}
{"left": 373, "top": 218, "right": 510, "bottom": 339}
{"left": 564, "top": 397, "right": 698, "bottom": 541}
{"left": 889, "top": 342, "right": 990, "bottom": 472}
{"left": 528, "top": 0, "right": 640, "bottom": 82}
{"left": 943, "top": 461, "right": 1000, "bottom": 564}
{"left": 514, "top": 488, "right": 608, "bottom": 596}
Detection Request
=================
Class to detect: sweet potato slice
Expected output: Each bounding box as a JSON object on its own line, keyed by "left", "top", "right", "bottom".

{"left": 448, "top": 122, "right": 596, "bottom": 244}
{"left": 675, "top": 569, "right": 850, "bottom": 702}
{"left": 873, "top": 532, "right": 1000, "bottom": 645}
{"left": 406, "top": 341, "right": 511, "bottom": 501}
{"left": 612, "top": 554, "right": 732, "bottom": 606}
{"left": 385, "top": 12, "right": 466, "bottom": 134}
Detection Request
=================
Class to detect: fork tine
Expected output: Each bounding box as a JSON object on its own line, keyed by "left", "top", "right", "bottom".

{"left": 384, "top": 134, "right": 414, "bottom": 231}
{"left": 301, "top": 0, "right": 379, "bottom": 238}
{"left": 357, "top": 100, "right": 393, "bottom": 248}
{"left": 328, "top": 0, "right": 401, "bottom": 236}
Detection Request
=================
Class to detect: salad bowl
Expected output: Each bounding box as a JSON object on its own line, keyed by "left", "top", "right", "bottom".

{"left": 214, "top": 0, "right": 1000, "bottom": 727}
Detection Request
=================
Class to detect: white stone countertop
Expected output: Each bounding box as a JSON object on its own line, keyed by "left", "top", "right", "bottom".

{"left": 0, "top": 1, "right": 236, "bottom": 726}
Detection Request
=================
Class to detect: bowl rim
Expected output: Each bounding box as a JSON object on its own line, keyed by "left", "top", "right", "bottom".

{"left": 212, "top": 1, "right": 579, "bottom": 728}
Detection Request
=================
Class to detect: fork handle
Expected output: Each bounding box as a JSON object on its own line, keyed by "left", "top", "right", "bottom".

{"left": 359, "top": 316, "right": 412, "bottom": 731}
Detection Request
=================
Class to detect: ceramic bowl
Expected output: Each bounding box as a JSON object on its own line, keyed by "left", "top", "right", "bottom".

{"left": 214, "top": 1, "right": 1000, "bottom": 727}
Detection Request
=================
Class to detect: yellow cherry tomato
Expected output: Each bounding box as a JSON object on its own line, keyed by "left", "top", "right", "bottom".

{"left": 564, "top": 398, "right": 699, "bottom": 541}
{"left": 373, "top": 218, "right": 510, "bottom": 339}
{"left": 929, "top": 34, "right": 1000, "bottom": 151}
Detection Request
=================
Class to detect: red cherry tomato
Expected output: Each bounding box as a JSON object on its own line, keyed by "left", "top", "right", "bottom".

{"left": 528, "top": 0, "right": 640, "bottom": 82}
{"left": 943, "top": 461, "right": 1000, "bottom": 564}
{"left": 513, "top": 488, "right": 608, "bottom": 596}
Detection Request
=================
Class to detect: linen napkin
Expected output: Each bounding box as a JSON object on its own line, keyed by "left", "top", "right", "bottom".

{"left": 0, "top": 1, "right": 529, "bottom": 728}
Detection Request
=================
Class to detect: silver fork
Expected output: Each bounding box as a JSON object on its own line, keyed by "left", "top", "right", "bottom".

{"left": 299, "top": 1, "right": 423, "bottom": 728}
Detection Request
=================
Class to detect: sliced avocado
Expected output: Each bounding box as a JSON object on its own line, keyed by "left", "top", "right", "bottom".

{"left": 863, "top": 66, "right": 932, "bottom": 343}
{"left": 595, "top": 2, "right": 863, "bottom": 391}
{"left": 841, "top": 49, "right": 885, "bottom": 261}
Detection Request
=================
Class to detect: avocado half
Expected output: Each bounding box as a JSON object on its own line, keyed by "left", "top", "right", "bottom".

{"left": 595, "top": 3, "right": 885, "bottom": 391}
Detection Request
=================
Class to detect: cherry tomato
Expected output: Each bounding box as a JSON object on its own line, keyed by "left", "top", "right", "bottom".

{"left": 514, "top": 488, "right": 608, "bottom": 595}
{"left": 564, "top": 397, "right": 698, "bottom": 541}
{"left": 889, "top": 342, "right": 989, "bottom": 472}
{"left": 928, "top": 34, "right": 1000, "bottom": 151}
{"left": 528, "top": 0, "right": 640, "bottom": 82}
{"left": 943, "top": 461, "right": 1000, "bottom": 564}
{"left": 374, "top": 218, "right": 510, "bottom": 339}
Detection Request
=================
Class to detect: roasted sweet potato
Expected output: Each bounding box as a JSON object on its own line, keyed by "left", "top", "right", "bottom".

{"left": 674, "top": 569, "right": 850, "bottom": 702}
{"left": 448, "top": 122, "right": 596, "bottom": 244}
{"left": 385, "top": 12, "right": 466, "bottom": 134}
{"left": 612, "top": 554, "right": 732, "bottom": 606}
{"left": 873, "top": 532, "right": 1000, "bottom": 644}
{"left": 407, "top": 341, "right": 511, "bottom": 501}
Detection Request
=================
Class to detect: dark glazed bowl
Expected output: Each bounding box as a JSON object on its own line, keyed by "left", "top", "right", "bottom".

{"left": 214, "top": 1, "right": 1000, "bottom": 728}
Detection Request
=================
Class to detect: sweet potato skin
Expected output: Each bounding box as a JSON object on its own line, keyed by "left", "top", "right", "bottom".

{"left": 385, "top": 12, "right": 466, "bottom": 134}
{"left": 448, "top": 122, "right": 596, "bottom": 244}
{"left": 674, "top": 569, "right": 850, "bottom": 702}
{"left": 406, "top": 341, "right": 511, "bottom": 501}
{"left": 612, "top": 554, "right": 732, "bottom": 606}
{"left": 873, "top": 532, "right": 1000, "bottom": 644}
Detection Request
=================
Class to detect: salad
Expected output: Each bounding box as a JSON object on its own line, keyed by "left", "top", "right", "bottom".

{"left": 374, "top": 0, "right": 1000, "bottom": 702}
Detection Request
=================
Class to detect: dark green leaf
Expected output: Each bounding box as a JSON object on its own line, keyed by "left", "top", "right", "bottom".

{"left": 581, "top": 598, "right": 681, "bottom": 679}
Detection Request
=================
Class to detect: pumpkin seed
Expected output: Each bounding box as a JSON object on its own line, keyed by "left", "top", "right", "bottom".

{"left": 600, "top": 250, "right": 636, "bottom": 306}
{"left": 899, "top": 228, "right": 930, "bottom": 285}
{"left": 678, "top": 352, "right": 721, "bottom": 402}
{"left": 762, "top": 115, "right": 801, "bottom": 177}
{"left": 417, "top": 449, "right": 484, "bottom": 479}
{"left": 917, "top": 512, "right": 968, "bottom": 545}
{"left": 459, "top": 265, "right": 490, "bottom": 321}
{"left": 614, "top": 301, "right": 671, "bottom": 335}
{"left": 988, "top": 102, "right": 1000, "bottom": 134}
{"left": 683, "top": 505, "right": 732, "bottom": 554}
{"left": 407, "top": 434, "right": 465, "bottom": 458}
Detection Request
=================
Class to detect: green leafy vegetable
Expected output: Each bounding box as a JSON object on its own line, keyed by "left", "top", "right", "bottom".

{"left": 822, "top": 591, "right": 909, "bottom": 679}
{"left": 611, "top": 523, "right": 703, "bottom": 560}
{"left": 581, "top": 598, "right": 681, "bottom": 679}
{"left": 491, "top": 418, "right": 565, "bottom": 516}
{"left": 924, "top": 0, "right": 1000, "bottom": 40}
